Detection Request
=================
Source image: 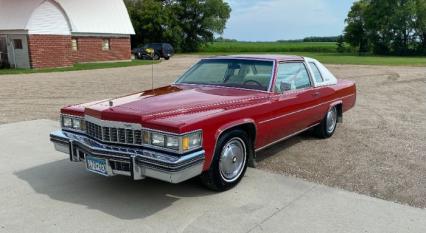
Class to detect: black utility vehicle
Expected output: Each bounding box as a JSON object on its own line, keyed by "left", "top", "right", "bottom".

{"left": 133, "top": 43, "right": 174, "bottom": 60}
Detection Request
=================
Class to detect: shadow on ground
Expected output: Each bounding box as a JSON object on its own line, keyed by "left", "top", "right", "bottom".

{"left": 15, "top": 159, "right": 215, "bottom": 220}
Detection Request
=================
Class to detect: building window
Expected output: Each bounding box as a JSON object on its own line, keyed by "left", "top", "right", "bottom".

{"left": 102, "top": 39, "right": 110, "bottom": 51}
{"left": 13, "top": 39, "right": 23, "bottom": 49}
{"left": 71, "top": 38, "right": 78, "bottom": 51}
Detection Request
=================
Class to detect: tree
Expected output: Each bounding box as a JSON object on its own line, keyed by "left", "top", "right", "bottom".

{"left": 344, "top": 0, "right": 369, "bottom": 54}
{"left": 390, "top": 0, "right": 417, "bottom": 55}
{"left": 415, "top": 0, "right": 426, "bottom": 53}
{"left": 336, "top": 35, "right": 346, "bottom": 53}
{"left": 124, "top": 0, "right": 167, "bottom": 48}
{"left": 344, "top": 0, "right": 426, "bottom": 55}
{"left": 124, "top": 0, "right": 231, "bottom": 52}
{"left": 364, "top": 0, "right": 417, "bottom": 55}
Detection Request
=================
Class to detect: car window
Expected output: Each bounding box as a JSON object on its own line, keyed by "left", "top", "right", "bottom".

{"left": 275, "top": 63, "right": 311, "bottom": 93}
{"left": 180, "top": 62, "right": 229, "bottom": 83}
{"left": 309, "top": 62, "right": 323, "bottom": 83}
{"left": 164, "top": 44, "right": 173, "bottom": 50}
{"left": 176, "top": 59, "right": 274, "bottom": 91}
{"left": 145, "top": 44, "right": 160, "bottom": 49}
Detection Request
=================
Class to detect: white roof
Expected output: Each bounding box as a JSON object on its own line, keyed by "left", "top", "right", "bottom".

{"left": 304, "top": 57, "right": 338, "bottom": 87}
{"left": 0, "top": 0, "right": 135, "bottom": 35}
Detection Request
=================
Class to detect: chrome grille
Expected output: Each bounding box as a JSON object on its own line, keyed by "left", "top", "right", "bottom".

{"left": 85, "top": 121, "right": 143, "bottom": 146}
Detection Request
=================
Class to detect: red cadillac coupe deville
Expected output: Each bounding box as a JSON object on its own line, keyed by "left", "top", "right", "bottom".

{"left": 50, "top": 55, "right": 356, "bottom": 191}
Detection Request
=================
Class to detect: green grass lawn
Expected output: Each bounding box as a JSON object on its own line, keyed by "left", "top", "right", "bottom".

{"left": 197, "top": 42, "right": 426, "bottom": 66}
{"left": 0, "top": 59, "right": 157, "bottom": 75}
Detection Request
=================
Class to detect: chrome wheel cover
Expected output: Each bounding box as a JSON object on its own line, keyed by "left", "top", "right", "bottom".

{"left": 219, "top": 138, "right": 247, "bottom": 183}
{"left": 326, "top": 107, "right": 337, "bottom": 134}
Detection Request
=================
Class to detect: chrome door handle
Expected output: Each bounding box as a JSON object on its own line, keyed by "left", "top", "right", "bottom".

{"left": 312, "top": 92, "right": 320, "bottom": 97}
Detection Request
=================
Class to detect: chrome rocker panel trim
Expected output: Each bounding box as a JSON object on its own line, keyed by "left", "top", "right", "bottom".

{"left": 50, "top": 130, "right": 205, "bottom": 184}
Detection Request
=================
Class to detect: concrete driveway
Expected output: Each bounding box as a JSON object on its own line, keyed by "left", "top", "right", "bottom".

{"left": 1, "top": 56, "right": 426, "bottom": 208}
{"left": 0, "top": 120, "right": 425, "bottom": 233}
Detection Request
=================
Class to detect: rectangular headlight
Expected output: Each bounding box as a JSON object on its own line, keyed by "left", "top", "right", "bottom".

{"left": 166, "top": 136, "right": 179, "bottom": 150}
{"left": 61, "top": 115, "right": 85, "bottom": 132}
{"left": 151, "top": 133, "right": 165, "bottom": 147}
{"left": 72, "top": 119, "right": 81, "bottom": 129}
{"left": 142, "top": 130, "right": 202, "bottom": 153}
{"left": 62, "top": 116, "right": 73, "bottom": 128}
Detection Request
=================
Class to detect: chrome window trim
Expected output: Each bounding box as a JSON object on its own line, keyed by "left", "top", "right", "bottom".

{"left": 174, "top": 83, "right": 272, "bottom": 94}
{"left": 308, "top": 61, "right": 324, "bottom": 82}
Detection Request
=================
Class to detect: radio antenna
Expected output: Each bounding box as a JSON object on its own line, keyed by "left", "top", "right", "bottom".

{"left": 151, "top": 54, "right": 154, "bottom": 91}
{"left": 145, "top": 48, "right": 155, "bottom": 92}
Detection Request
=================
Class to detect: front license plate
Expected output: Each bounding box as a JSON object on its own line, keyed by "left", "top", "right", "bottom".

{"left": 86, "top": 156, "right": 109, "bottom": 176}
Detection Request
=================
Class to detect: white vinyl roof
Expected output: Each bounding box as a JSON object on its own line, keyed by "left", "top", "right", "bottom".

{"left": 304, "top": 57, "right": 338, "bottom": 87}
{"left": 0, "top": 0, "right": 135, "bottom": 35}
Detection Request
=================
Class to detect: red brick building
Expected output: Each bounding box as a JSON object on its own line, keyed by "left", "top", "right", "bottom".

{"left": 0, "top": 0, "right": 135, "bottom": 69}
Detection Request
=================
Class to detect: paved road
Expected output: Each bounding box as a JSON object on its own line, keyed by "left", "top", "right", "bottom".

{"left": 0, "top": 120, "right": 425, "bottom": 233}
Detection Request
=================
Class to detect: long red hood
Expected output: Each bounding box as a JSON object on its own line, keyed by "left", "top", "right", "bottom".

{"left": 62, "top": 85, "right": 270, "bottom": 132}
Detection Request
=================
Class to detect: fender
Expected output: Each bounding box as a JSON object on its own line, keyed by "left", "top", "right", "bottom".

{"left": 210, "top": 118, "right": 258, "bottom": 168}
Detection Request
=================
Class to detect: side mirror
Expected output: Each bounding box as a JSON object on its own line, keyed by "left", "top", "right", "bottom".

{"left": 280, "top": 81, "right": 292, "bottom": 92}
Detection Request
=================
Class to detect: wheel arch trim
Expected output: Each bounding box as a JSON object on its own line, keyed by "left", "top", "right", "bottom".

{"left": 329, "top": 100, "right": 343, "bottom": 123}
{"left": 206, "top": 119, "right": 257, "bottom": 169}
{"left": 214, "top": 118, "right": 257, "bottom": 141}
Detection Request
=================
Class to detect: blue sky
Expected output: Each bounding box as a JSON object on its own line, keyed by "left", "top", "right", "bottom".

{"left": 223, "top": 0, "right": 356, "bottom": 41}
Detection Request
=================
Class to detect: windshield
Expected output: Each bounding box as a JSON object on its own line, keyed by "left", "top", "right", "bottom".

{"left": 176, "top": 59, "right": 274, "bottom": 91}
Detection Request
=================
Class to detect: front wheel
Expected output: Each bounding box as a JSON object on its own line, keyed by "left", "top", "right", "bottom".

{"left": 200, "top": 130, "right": 251, "bottom": 191}
{"left": 315, "top": 106, "right": 338, "bottom": 138}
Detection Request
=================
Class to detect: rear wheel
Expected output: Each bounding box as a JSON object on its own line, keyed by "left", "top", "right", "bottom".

{"left": 315, "top": 106, "right": 338, "bottom": 138}
{"left": 200, "top": 130, "right": 251, "bottom": 191}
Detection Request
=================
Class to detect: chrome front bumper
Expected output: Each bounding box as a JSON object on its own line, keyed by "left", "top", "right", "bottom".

{"left": 50, "top": 130, "right": 205, "bottom": 184}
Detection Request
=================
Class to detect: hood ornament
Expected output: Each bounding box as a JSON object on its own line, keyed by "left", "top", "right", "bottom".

{"left": 109, "top": 100, "right": 114, "bottom": 107}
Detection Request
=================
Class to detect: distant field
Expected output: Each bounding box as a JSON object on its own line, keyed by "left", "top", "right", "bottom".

{"left": 197, "top": 42, "right": 426, "bottom": 66}
{"left": 200, "top": 41, "right": 337, "bottom": 53}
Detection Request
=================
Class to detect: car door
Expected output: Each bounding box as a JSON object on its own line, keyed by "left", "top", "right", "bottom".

{"left": 265, "top": 62, "right": 321, "bottom": 143}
